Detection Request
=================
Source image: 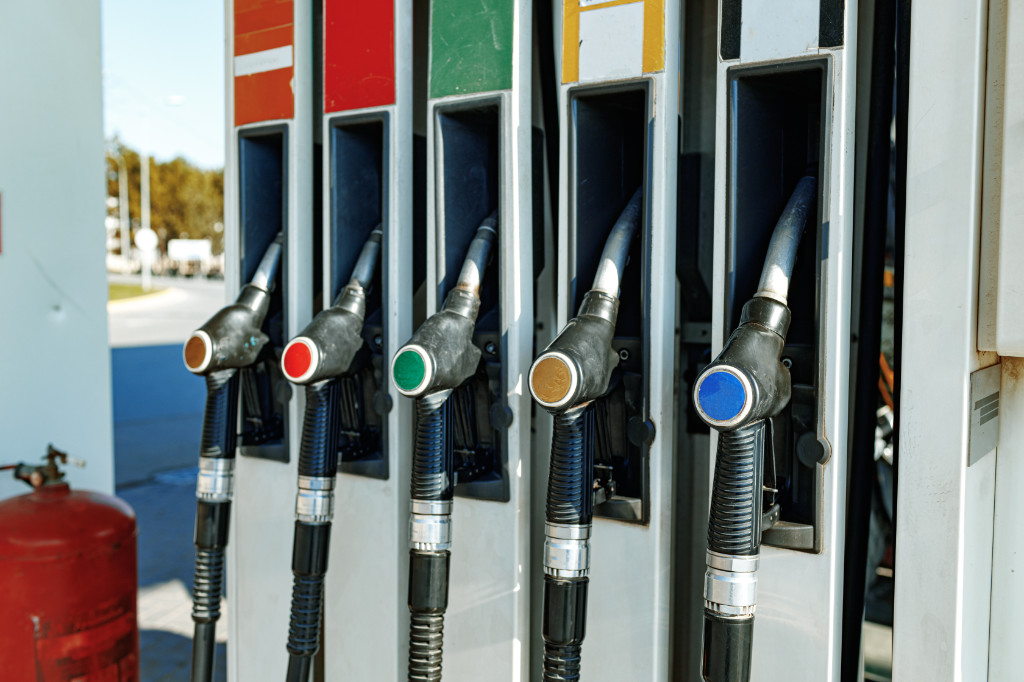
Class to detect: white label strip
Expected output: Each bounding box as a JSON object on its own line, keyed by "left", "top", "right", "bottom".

{"left": 741, "top": 0, "right": 819, "bottom": 61}
{"left": 578, "top": 3, "right": 644, "bottom": 83}
{"left": 234, "top": 46, "right": 293, "bottom": 77}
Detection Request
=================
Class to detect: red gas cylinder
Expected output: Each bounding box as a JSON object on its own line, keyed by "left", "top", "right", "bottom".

{"left": 0, "top": 449, "right": 139, "bottom": 681}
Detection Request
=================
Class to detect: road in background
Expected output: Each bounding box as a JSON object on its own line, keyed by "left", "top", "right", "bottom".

{"left": 108, "top": 273, "right": 225, "bottom": 349}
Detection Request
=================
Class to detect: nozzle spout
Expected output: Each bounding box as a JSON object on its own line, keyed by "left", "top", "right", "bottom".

{"left": 347, "top": 227, "right": 383, "bottom": 292}
{"left": 591, "top": 188, "right": 643, "bottom": 296}
{"left": 250, "top": 232, "right": 285, "bottom": 292}
{"left": 454, "top": 211, "right": 498, "bottom": 295}
{"left": 755, "top": 177, "right": 816, "bottom": 304}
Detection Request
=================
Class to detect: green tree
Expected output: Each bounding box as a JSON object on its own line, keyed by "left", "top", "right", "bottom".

{"left": 105, "top": 137, "right": 225, "bottom": 254}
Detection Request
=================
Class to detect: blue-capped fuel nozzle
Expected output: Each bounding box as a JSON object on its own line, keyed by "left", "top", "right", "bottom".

{"left": 693, "top": 176, "right": 815, "bottom": 682}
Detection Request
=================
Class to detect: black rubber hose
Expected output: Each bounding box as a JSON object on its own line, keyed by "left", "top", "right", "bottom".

{"left": 408, "top": 551, "right": 450, "bottom": 681}
{"left": 707, "top": 421, "right": 766, "bottom": 556}
{"left": 286, "top": 522, "right": 332, "bottom": 680}
{"left": 191, "top": 622, "right": 217, "bottom": 682}
{"left": 702, "top": 612, "right": 754, "bottom": 682}
{"left": 191, "top": 501, "right": 230, "bottom": 682}
{"left": 545, "top": 407, "right": 594, "bottom": 526}
{"left": 190, "top": 370, "right": 238, "bottom": 682}
{"left": 542, "top": 577, "right": 588, "bottom": 681}
{"left": 286, "top": 381, "right": 341, "bottom": 681}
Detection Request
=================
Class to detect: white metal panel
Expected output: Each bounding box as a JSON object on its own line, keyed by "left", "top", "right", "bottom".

{"left": 979, "top": 0, "right": 1024, "bottom": 357}
{"left": 708, "top": 6, "right": 858, "bottom": 681}
{"left": 320, "top": 2, "right": 414, "bottom": 678}
{"left": 892, "top": 0, "right": 999, "bottom": 679}
{"left": 551, "top": 2, "right": 681, "bottom": 678}
{"left": 225, "top": 0, "right": 315, "bottom": 678}
{"left": 989, "top": 359, "right": 1024, "bottom": 679}
{"left": 422, "top": 1, "right": 534, "bottom": 677}
{"left": 0, "top": 0, "right": 113, "bottom": 501}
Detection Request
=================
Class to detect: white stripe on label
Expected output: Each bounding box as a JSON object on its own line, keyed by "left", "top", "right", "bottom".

{"left": 578, "top": 3, "right": 644, "bottom": 83}
{"left": 234, "top": 46, "right": 293, "bottom": 77}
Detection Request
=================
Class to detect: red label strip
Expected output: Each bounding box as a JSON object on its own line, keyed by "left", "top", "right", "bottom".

{"left": 234, "top": 0, "right": 295, "bottom": 126}
{"left": 323, "top": 0, "right": 395, "bottom": 112}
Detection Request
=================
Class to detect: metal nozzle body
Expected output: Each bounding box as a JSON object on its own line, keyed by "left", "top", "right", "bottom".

{"left": 249, "top": 233, "right": 285, "bottom": 293}
{"left": 392, "top": 214, "right": 497, "bottom": 397}
{"left": 755, "top": 176, "right": 816, "bottom": 305}
{"left": 530, "top": 190, "right": 641, "bottom": 411}
{"left": 345, "top": 227, "right": 383, "bottom": 293}
{"left": 693, "top": 298, "right": 792, "bottom": 431}
{"left": 283, "top": 228, "right": 383, "bottom": 385}
{"left": 454, "top": 211, "right": 497, "bottom": 297}
{"left": 184, "top": 233, "right": 284, "bottom": 375}
{"left": 590, "top": 188, "right": 642, "bottom": 296}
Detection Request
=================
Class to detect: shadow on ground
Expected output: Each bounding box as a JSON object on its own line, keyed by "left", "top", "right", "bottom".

{"left": 140, "top": 630, "right": 226, "bottom": 682}
{"left": 112, "top": 344, "right": 204, "bottom": 487}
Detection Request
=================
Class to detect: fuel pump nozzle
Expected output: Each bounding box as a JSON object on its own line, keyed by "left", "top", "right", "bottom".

{"left": 182, "top": 232, "right": 284, "bottom": 682}
{"left": 528, "top": 188, "right": 642, "bottom": 680}
{"left": 692, "top": 176, "right": 816, "bottom": 682}
{"left": 278, "top": 228, "right": 383, "bottom": 682}
{"left": 390, "top": 211, "right": 497, "bottom": 681}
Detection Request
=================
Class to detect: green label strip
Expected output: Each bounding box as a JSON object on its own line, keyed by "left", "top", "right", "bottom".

{"left": 429, "top": 0, "right": 514, "bottom": 98}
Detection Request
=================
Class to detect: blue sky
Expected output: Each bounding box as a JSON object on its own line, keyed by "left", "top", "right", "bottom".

{"left": 102, "top": 0, "right": 225, "bottom": 169}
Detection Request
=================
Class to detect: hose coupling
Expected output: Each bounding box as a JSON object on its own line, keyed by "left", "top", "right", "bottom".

{"left": 409, "top": 507, "right": 452, "bottom": 551}
{"left": 295, "top": 476, "right": 335, "bottom": 524}
{"left": 544, "top": 523, "right": 592, "bottom": 579}
{"left": 704, "top": 551, "right": 759, "bottom": 617}
{"left": 196, "top": 457, "right": 234, "bottom": 502}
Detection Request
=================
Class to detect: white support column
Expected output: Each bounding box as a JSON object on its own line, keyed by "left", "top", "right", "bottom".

{"left": 892, "top": 0, "right": 998, "bottom": 679}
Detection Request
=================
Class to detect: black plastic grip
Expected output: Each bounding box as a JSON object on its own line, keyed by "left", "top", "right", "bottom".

{"left": 407, "top": 550, "right": 449, "bottom": 681}
{"left": 298, "top": 380, "right": 341, "bottom": 478}
{"left": 707, "top": 421, "right": 766, "bottom": 556}
{"left": 542, "top": 575, "right": 588, "bottom": 681}
{"left": 701, "top": 612, "right": 754, "bottom": 682}
{"left": 286, "top": 523, "right": 332, "bottom": 663}
{"left": 408, "top": 550, "right": 450, "bottom": 613}
{"left": 411, "top": 392, "right": 453, "bottom": 501}
{"left": 545, "top": 407, "right": 594, "bottom": 526}
{"left": 201, "top": 370, "right": 240, "bottom": 459}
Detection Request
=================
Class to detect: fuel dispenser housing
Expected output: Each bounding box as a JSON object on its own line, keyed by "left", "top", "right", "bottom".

{"left": 698, "top": 0, "right": 859, "bottom": 677}
{"left": 317, "top": 2, "right": 416, "bottom": 678}
{"left": 538, "top": 2, "right": 681, "bottom": 679}
{"left": 418, "top": 1, "right": 538, "bottom": 677}
{"left": 223, "top": 1, "right": 315, "bottom": 678}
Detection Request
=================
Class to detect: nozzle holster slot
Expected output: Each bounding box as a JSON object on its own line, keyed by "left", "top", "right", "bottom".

{"left": 434, "top": 101, "right": 510, "bottom": 502}
{"left": 726, "top": 60, "right": 831, "bottom": 552}
{"left": 570, "top": 84, "right": 651, "bottom": 524}
{"left": 237, "top": 128, "right": 289, "bottom": 463}
{"left": 330, "top": 116, "right": 389, "bottom": 479}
